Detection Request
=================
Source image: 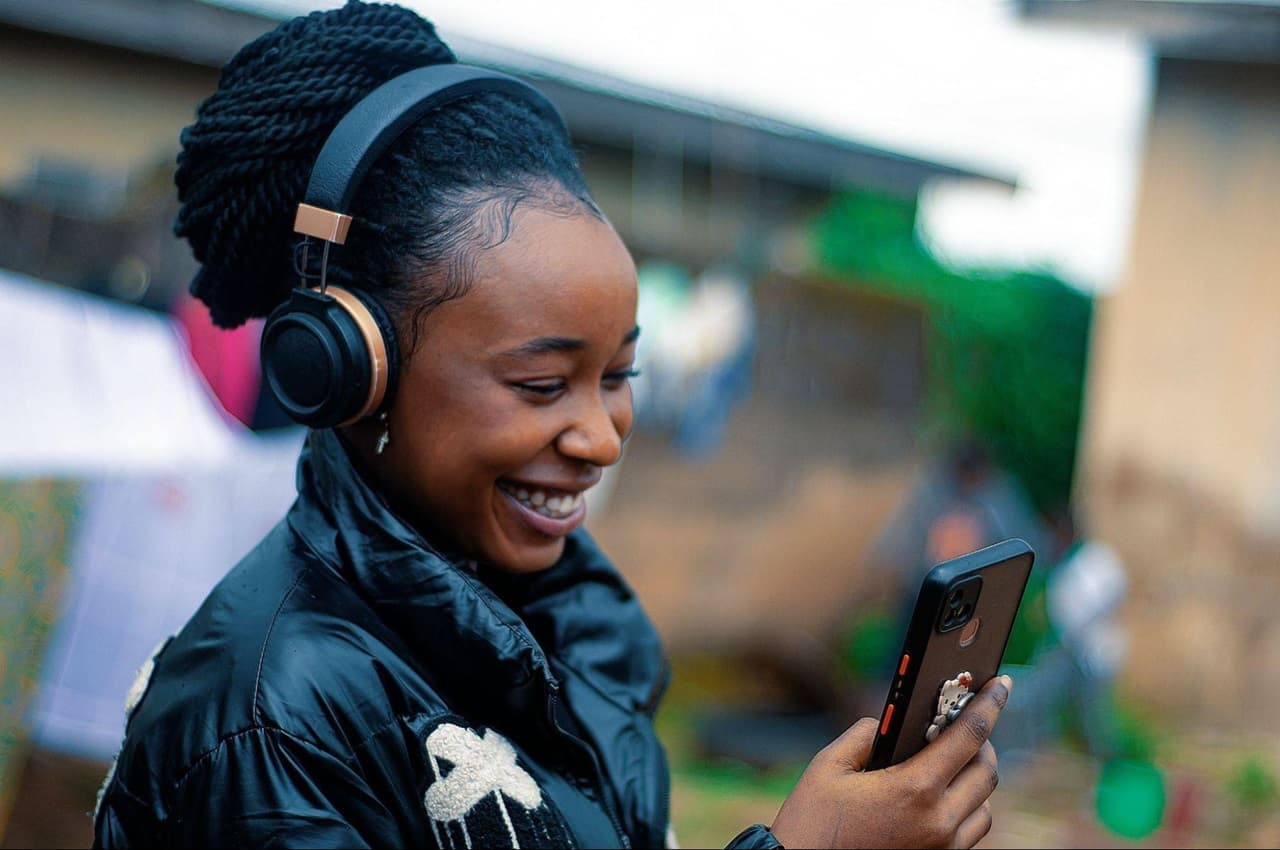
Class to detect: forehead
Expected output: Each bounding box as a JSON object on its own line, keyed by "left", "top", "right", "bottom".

{"left": 437, "top": 208, "right": 637, "bottom": 346}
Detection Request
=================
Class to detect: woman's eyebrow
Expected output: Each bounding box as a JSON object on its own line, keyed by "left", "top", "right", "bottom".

{"left": 501, "top": 336, "right": 585, "bottom": 358}
{"left": 500, "top": 326, "right": 641, "bottom": 358}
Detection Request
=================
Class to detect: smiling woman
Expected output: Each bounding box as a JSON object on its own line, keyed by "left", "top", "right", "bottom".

{"left": 91, "top": 3, "right": 1010, "bottom": 849}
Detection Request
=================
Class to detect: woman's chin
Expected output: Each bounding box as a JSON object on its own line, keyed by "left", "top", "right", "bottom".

{"left": 491, "top": 537, "right": 566, "bottom": 574}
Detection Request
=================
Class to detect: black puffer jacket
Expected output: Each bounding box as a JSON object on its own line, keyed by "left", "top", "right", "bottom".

{"left": 92, "top": 428, "right": 780, "bottom": 849}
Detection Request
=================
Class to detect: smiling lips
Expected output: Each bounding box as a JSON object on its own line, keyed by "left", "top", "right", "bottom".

{"left": 498, "top": 481, "right": 583, "bottom": 517}
{"left": 497, "top": 480, "right": 588, "bottom": 537}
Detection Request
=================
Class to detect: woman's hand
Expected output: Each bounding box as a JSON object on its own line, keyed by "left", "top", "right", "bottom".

{"left": 770, "top": 675, "right": 1011, "bottom": 849}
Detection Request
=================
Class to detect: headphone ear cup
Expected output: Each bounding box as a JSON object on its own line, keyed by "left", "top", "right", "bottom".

{"left": 343, "top": 286, "right": 400, "bottom": 414}
{"left": 260, "top": 288, "right": 375, "bottom": 428}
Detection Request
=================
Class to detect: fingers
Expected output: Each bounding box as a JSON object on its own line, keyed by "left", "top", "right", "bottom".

{"left": 914, "top": 675, "right": 1012, "bottom": 782}
{"left": 952, "top": 800, "right": 993, "bottom": 848}
{"left": 945, "top": 741, "right": 999, "bottom": 822}
{"left": 821, "top": 716, "right": 880, "bottom": 772}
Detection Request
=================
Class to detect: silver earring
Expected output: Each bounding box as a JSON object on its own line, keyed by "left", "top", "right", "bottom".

{"left": 375, "top": 412, "right": 391, "bottom": 455}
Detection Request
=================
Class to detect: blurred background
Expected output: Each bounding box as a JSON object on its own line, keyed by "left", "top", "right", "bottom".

{"left": 2, "top": 0, "right": 1279, "bottom": 846}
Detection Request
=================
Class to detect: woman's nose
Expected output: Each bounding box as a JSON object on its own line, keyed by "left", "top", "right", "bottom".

{"left": 557, "top": 394, "right": 626, "bottom": 467}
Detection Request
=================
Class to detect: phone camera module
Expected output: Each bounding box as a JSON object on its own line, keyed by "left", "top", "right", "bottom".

{"left": 937, "top": 576, "right": 983, "bottom": 633}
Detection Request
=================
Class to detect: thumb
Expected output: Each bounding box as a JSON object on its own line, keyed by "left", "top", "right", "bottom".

{"left": 826, "top": 717, "right": 879, "bottom": 772}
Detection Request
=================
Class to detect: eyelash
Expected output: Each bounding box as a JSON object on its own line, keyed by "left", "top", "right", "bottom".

{"left": 514, "top": 368, "right": 641, "bottom": 397}
{"left": 608, "top": 367, "right": 642, "bottom": 383}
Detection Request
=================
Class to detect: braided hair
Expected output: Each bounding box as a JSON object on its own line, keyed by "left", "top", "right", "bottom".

{"left": 175, "top": 0, "right": 601, "bottom": 337}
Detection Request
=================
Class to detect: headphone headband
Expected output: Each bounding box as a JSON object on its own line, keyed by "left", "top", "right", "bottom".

{"left": 294, "top": 64, "right": 569, "bottom": 242}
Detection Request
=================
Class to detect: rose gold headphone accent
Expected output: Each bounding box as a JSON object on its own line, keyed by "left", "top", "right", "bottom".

{"left": 294, "top": 204, "right": 353, "bottom": 244}
{"left": 322, "top": 285, "right": 388, "bottom": 426}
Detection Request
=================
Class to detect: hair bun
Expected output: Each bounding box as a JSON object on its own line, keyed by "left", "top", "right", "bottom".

{"left": 174, "top": 1, "right": 455, "bottom": 328}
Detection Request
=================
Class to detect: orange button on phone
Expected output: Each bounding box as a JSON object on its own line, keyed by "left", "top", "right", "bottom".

{"left": 898, "top": 653, "right": 910, "bottom": 676}
{"left": 879, "top": 703, "right": 895, "bottom": 736}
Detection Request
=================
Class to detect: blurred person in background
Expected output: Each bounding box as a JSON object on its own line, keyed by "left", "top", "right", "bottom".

{"left": 632, "top": 259, "right": 694, "bottom": 431}
{"left": 977, "top": 504, "right": 1130, "bottom": 778}
{"left": 92, "top": 3, "right": 1012, "bottom": 848}
{"left": 631, "top": 259, "right": 756, "bottom": 459}
{"left": 671, "top": 263, "right": 756, "bottom": 459}
{"left": 868, "top": 440, "right": 1049, "bottom": 649}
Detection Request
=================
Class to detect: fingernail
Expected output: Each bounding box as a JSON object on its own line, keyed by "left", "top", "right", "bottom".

{"left": 1000, "top": 675, "right": 1014, "bottom": 692}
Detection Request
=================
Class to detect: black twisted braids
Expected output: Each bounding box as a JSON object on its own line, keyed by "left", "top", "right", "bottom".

{"left": 175, "top": 0, "right": 600, "bottom": 335}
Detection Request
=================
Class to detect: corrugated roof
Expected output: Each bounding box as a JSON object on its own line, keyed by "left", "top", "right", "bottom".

{"left": 0, "top": 0, "right": 1015, "bottom": 193}
{"left": 1019, "top": 0, "right": 1280, "bottom": 63}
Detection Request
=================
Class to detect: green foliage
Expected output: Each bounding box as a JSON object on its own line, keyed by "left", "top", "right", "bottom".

{"left": 810, "top": 190, "right": 1093, "bottom": 514}
{"left": 675, "top": 759, "right": 805, "bottom": 800}
{"left": 838, "top": 607, "right": 898, "bottom": 680}
{"left": 1107, "top": 699, "right": 1162, "bottom": 762}
{"left": 1002, "top": 569, "right": 1049, "bottom": 666}
{"left": 1227, "top": 755, "right": 1280, "bottom": 810}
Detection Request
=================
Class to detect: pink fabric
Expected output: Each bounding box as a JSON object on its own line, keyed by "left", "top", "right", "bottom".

{"left": 173, "top": 294, "right": 262, "bottom": 426}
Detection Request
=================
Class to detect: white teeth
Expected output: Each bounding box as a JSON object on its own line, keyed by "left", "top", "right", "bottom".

{"left": 501, "top": 483, "right": 582, "bottom": 519}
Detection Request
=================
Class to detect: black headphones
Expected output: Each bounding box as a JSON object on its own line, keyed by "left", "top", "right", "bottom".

{"left": 259, "top": 64, "right": 570, "bottom": 428}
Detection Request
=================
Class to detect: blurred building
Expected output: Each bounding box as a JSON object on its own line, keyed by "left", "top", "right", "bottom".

{"left": 1024, "top": 0, "right": 1280, "bottom": 726}
{"left": 0, "top": 0, "right": 1002, "bottom": 292}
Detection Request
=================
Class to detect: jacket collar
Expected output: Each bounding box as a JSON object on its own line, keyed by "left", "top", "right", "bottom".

{"left": 286, "top": 428, "right": 665, "bottom": 725}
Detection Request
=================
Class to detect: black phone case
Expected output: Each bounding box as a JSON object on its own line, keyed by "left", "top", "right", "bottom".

{"left": 867, "top": 538, "right": 1034, "bottom": 770}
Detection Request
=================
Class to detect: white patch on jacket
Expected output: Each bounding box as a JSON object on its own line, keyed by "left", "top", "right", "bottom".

{"left": 123, "top": 641, "right": 164, "bottom": 718}
{"left": 94, "top": 637, "right": 171, "bottom": 820}
{"left": 423, "top": 723, "right": 542, "bottom": 819}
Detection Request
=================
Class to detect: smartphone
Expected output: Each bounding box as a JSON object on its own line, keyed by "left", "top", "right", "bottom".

{"left": 867, "top": 538, "right": 1034, "bottom": 770}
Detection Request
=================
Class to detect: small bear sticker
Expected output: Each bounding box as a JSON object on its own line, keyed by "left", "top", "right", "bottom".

{"left": 926, "top": 671, "right": 975, "bottom": 742}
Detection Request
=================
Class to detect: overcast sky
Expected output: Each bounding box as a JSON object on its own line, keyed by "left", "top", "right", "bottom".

{"left": 219, "top": 0, "right": 1153, "bottom": 290}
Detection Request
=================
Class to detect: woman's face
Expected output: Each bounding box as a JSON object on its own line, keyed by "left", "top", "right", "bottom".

{"left": 355, "top": 206, "right": 638, "bottom": 573}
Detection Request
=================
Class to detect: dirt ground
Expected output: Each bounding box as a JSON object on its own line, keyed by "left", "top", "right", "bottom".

{"left": 659, "top": 674, "right": 1280, "bottom": 850}
{"left": 0, "top": 748, "right": 101, "bottom": 849}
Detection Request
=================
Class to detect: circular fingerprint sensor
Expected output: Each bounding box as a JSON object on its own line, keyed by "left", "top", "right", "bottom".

{"left": 959, "top": 617, "right": 981, "bottom": 648}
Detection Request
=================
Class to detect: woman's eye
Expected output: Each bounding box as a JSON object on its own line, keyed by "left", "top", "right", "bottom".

{"left": 513, "top": 368, "right": 639, "bottom": 398}
{"left": 513, "top": 380, "right": 566, "bottom": 397}
{"left": 603, "top": 367, "right": 641, "bottom": 385}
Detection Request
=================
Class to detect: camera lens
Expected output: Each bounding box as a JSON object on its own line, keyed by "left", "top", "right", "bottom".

{"left": 937, "top": 575, "right": 982, "bottom": 634}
